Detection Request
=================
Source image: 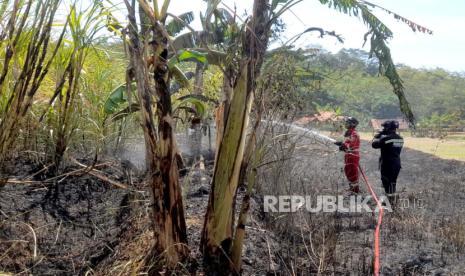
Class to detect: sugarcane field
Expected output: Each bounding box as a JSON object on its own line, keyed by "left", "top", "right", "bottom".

{"left": 1, "top": 0, "right": 465, "bottom": 275}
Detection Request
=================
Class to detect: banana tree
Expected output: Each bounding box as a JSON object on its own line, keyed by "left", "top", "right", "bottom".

{"left": 103, "top": 9, "right": 225, "bottom": 155}
{"left": 200, "top": 0, "right": 276, "bottom": 273}
{"left": 103, "top": 7, "right": 211, "bottom": 122}
{"left": 121, "top": 0, "right": 198, "bottom": 268}
{"left": 103, "top": 49, "right": 213, "bottom": 122}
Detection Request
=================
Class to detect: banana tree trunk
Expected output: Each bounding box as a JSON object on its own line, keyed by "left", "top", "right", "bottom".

{"left": 125, "top": 0, "right": 187, "bottom": 268}
{"left": 230, "top": 167, "right": 256, "bottom": 272}
{"left": 214, "top": 66, "right": 233, "bottom": 151}
{"left": 231, "top": 112, "right": 263, "bottom": 272}
{"left": 152, "top": 30, "right": 189, "bottom": 262}
{"left": 201, "top": 61, "right": 253, "bottom": 272}
{"left": 201, "top": 0, "right": 270, "bottom": 272}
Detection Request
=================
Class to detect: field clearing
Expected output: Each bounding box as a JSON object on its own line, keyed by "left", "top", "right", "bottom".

{"left": 358, "top": 132, "right": 465, "bottom": 161}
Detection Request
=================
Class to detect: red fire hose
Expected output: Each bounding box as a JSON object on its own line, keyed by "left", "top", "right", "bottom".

{"left": 359, "top": 166, "right": 384, "bottom": 276}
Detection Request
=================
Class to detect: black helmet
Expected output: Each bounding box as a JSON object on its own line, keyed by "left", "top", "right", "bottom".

{"left": 382, "top": 120, "right": 399, "bottom": 130}
{"left": 344, "top": 116, "right": 359, "bottom": 128}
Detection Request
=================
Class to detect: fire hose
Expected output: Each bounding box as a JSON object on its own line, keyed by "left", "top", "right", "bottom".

{"left": 359, "top": 166, "right": 383, "bottom": 276}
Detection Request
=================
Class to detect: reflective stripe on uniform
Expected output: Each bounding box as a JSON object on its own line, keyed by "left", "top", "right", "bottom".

{"left": 385, "top": 139, "right": 403, "bottom": 144}
{"left": 385, "top": 139, "right": 403, "bottom": 147}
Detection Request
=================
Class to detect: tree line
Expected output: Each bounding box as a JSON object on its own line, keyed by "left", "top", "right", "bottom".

{"left": 265, "top": 47, "right": 465, "bottom": 130}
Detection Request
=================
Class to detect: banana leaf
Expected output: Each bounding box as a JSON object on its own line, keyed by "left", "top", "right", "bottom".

{"left": 103, "top": 82, "right": 136, "bottom": 114}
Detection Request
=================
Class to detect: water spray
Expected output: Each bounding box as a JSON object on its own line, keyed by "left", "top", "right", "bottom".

{"left": 261, "top": 120, "right": 337, "bottom": 145}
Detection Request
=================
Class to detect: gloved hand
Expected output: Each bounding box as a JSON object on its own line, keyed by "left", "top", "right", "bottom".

{"left": 374, "top": 130, "right": 385, "bottom": 139}
{"left": 334, "top": 141, "right": 346, "bottom": 151}
{"left": 339, "top": 144, "right": 347, "bottom": 151}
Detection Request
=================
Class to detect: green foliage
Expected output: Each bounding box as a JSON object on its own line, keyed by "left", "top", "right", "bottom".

{"left": 420, "top": 112, "right": 460, "bottom": 128}
{"left": 171, "top": 65, "right": 192, "bottom": 90}
{"left": 0, "top": 0, "right": 443, "bottom": 164}
{"left": 293, "top": 48, "right": 465, "bottom": 129}
{"left": 174, "top": 94, "right": 213, "bottom": 119}
{"left": 200, "top": 66, "right": 223, "bottom": 107}
{"left": 271, "top": 0, "right": 289, "bottom": 11}
{"left": 166, "top": 11, "right": 195, "bottom": 36}
{"left": 318, "top": 0, "right": 423, "bottom": 126}
{"left": 169, "top": 49, "right": 208, "bottom": 68}
{"left": 68, "top": 1, "right": 107, "bottom": 49}
{"left": 259, "top": 49, "right": 324, "bottom": 118}
{"left": 103, "top": 48, "right": 210, "bottom": 118}
{"left": 104, "top": 83, "right": 134, "bottom": 114}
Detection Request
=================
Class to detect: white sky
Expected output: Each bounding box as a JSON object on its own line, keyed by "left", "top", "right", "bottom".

{"left": 103, "top": 0, "right": 465, "bottom": 72}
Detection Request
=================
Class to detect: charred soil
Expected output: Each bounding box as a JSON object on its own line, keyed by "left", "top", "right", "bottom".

{"left": 1, "top": 141, "right": 465, "bottom": 275}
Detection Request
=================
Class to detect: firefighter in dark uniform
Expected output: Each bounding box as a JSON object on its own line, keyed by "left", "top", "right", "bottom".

{"left": 372, "top": 120, "right": 404, "bottom": 205}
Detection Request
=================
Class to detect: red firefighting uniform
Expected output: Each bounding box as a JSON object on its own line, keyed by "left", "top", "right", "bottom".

{"left": 342, "top": 128, "right": 360, "bottom": 190}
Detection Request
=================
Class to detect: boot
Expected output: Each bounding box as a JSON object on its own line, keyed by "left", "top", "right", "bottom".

{"left": 350, "top": 182, "right": 360, "bottom": 194}
{"left": 344, "top": 183, "right": 360, "bottom": 196}
{"left": 387, "top": 182, "right": 398, "bottom": 208}
{"left": 386, "top": 193, "right": 398, "bottom": 208}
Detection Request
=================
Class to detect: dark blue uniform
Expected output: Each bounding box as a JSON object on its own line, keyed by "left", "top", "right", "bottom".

{"left": 372, "top": 131, "right": 404, "bottom": 195}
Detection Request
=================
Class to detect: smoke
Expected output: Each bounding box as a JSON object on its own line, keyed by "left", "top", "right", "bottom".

{"left": 116, "top": 121, "right": 335, "bottom": 170}
{"left": 117, "top": 128, "right": 216, "bottom": 170}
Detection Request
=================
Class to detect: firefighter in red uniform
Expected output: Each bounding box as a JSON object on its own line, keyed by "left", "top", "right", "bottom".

{"left": 335, "top": 117, "right": 361, "bottom": 194}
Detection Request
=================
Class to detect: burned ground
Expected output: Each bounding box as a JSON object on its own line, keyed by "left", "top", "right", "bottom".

{"left": 0, "top": 138, "right": 464, "bottom": 275}
{"left": 260, "top": 136, "right": 465, "bottom": 275}
{"left": 0, "top": 158, "right": 148, "bottom": 275}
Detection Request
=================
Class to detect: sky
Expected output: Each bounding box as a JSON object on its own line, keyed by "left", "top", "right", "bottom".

{"left": 104, "top": 0, "right": 465, "bottom": 72}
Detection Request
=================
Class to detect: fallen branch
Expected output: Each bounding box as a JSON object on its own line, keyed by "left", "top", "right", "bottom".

{"left": 2, "top": 161, "right": 117, "bottom": 186}
{"left": 25, "top": 163, "right": 54, "bottom": 180}
{"left": 69, "top": 157, "right": 129, "bottom": 189}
